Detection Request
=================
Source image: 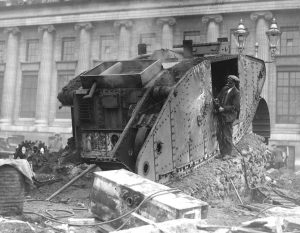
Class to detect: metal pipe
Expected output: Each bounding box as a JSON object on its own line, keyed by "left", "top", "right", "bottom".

{"left": 83, "top": 82, "right": 96, "bottom": 99}
{"left": 46, "top": 164, "right": 97, "bottom": 201}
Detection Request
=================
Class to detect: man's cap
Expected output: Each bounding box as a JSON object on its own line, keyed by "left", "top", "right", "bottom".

{"left": 227, "top": 75, "right": 240, "bottom": 82}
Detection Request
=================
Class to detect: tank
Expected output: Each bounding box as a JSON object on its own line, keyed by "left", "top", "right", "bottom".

{"left": 58, "top": 42, "right": 266, "bottom": 183}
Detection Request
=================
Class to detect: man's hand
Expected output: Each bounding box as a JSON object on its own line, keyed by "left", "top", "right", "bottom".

{"left": 218, "top": 107, "right": 224, "bottom": 112}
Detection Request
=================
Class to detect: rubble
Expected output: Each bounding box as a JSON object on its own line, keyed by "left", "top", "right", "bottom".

{"left": 90, "top": 169, "right": 208, "bottom": 230}
{"left": 265, "top": 206, "right": 300, "bottom": 217}
{"left": 238, "top": 206, "right": 300, "bottom": 232}
{"left": 169, "top": 133, "right": 269, "bottom": 201}
{"left": 110, "top": 218, "right": 207, "bottom": 233}
{"left": 0, "top": 218, "right": 35, "bottom": 233}
{"left": 0, "top": 131, "right": 298, "bottom": 232}
{"left": 284, "top": 217, "right": 300, "bottom": 231}
{"left": 48, "top": 134, "right": 64, "bottom": 153}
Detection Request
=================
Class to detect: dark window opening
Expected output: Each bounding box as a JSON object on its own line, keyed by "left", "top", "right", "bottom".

{"left": 211, "top": 58, "right": 239, "bottom": 98}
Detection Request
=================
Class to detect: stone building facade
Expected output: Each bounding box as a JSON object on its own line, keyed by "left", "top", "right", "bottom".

{"left": 0, "top": 0, "right": 299, "bottom": 167}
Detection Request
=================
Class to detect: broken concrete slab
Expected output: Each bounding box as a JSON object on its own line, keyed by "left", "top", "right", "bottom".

{"left": 90, "top": 169, "right": 208, "bottom": 229}
{"left": 265, "top": 206, "right": 300, "bottom": 217}
{"left": 284, "top": 217, "right": 300, "bottom": 231}
{"left": 241, "top": 216, "right": 284, "bottom": 232}
{"left": 0, "top": 218, "right": 35, "bottom": 233}
{"left": 110, "top": 218, "right": 208, "bottom": 233}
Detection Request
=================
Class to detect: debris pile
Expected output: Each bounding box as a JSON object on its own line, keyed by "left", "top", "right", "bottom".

{"left": 13, "top": 137, "right": 82, "bottom": 174}
{"left": 230, "top": 206, "right": 300, "bottom": 233}
{"left": 169, "top": 133, "right": 269, "bottom": 201}
{"left": 0, "top": 218, "right": 35, "bottom": 233}
{"left": 1, "top": 133, "right": 299, "bottom": 232}
{"left": 257, "top": 169, "right": 300, "bottom": 207}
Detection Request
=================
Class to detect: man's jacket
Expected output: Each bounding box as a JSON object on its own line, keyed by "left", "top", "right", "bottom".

{"left": 217, "top": 85, "right": 240, "bottom": 123}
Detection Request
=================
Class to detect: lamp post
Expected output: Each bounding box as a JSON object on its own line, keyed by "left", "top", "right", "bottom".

{"left": 266, "top": 18, "right": 282, "bottom": 60}
{"left": 233, "top": 19, "right": 249, "bottom": 54}
{"left": 233, "top": 18, "right": 281, "bottom": 60}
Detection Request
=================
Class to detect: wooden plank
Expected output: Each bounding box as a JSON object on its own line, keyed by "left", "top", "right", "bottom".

{"left": 46, "top": 164, "right": 97, "bottom": 201}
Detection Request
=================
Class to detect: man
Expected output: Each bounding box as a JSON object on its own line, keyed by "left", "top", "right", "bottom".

{"left": 215, "top": 75, "right": 240, "bottom": 160}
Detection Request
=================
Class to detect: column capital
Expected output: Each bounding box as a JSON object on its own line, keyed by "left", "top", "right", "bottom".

{"left": 202, "top": 14, "right": 223, "bottom": 24}
{"left": 156, "top": 17, "right": 176, "bottom": 26}
{"left": 38, "top": 25, "right": 55, "bottom": 33}
{"left": 250, "top": 11, "right": 273, "bottom": 21}
{"left": 4, "top": 27, "right": 20, "bottom": 35}
{"left": 74, "top": 22, "right": 93, "bottom": 31}
{"left": 113, "top": 20, "right": 133, "bottom": 29}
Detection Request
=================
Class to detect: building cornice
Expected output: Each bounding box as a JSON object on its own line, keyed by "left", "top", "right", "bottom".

{"left": 0, "top": 0, "right": 299, "bottom": 27}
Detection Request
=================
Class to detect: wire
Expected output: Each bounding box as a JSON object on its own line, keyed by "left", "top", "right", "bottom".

{"left": 23, "top": 188, "right": 180, "bottom": 228}
{"left": 45, "top": 209, "right": 74, "bottom": 219}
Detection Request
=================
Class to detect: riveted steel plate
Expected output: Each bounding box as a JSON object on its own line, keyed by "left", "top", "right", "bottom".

{"left": 169, "top": 61, "right": 216, "bottom": 168}
{"left": 136, "top": 60, "right": 220, "bottom": 182}
{"left": 136, "top": 134, "right": 156, "bottom": 181}
{"left": 152, "top": 106, "right": 173, "bottom": 178}
{"left": 233, "top": 55, "right": 266, "bottom": 144}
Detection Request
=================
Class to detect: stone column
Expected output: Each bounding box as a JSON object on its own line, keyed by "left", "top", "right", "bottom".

{"left": 202, "top": 15, "right": 223, "bottom": 42}
{"left": 75, "top": 22, "right": 93, "bottom": 74}
{"left": 250, "top": 11, "right": 273, "bottom": 61}
{"left": 114, "top": 20, "right": 133, "bottom": 60}
{"left": 250, "top": 11, "right": 273, "bottom": 102}
{"left": 156, "top": 17, "right": 176, "bottom": 49}
{"left": 35, "top": 25, "right": 55, "bottom": 126}
{"left": 0, "top": 27, "right": 20, "bottom": 124}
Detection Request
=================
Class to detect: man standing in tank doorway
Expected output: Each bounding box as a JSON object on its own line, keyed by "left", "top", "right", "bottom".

{"left": 214, "top": 75, "right": 240, "bottom": 160}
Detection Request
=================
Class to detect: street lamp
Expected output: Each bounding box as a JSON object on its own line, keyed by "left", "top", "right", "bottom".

{"left": 266, "top": 18, "right": 282, "bottom": 59}
{"left": 233, "top": 19, "right": 249, "bottom": 54}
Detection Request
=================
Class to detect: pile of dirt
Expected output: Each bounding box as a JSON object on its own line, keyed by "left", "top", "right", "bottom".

{"left": 267, "top": 169, "right": 300, "bottom": 192}
{"left": 168, "top": 133, "right": 269, "bottom": 201}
